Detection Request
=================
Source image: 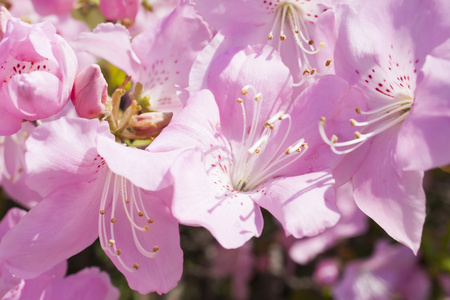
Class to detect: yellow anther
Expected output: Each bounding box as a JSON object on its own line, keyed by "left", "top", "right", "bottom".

{"left": 310, "top": 68, "right": 317, "bottom": 75}
{"left": 116, "top": 249, "right": 122, "bottom": 255}
{"left": 350, "top": 119, "right": 356, "bottom": 126}
{"left": 331, "top": 135, "right": 338, "bottom": 144}
{"left": 241, "top": 89, "right": 249, "bottom": 95}
{"left": 280, "top": 34, "right": 286, "bottom": 41}
{"left": 255, "top": 94, "right": 262, "bottom": 101}
{"left": 355, "top": 108, "right": 361, "bottom": 114}
{"left": 237, "top": 98, "right": 243, "bottom": 103}
{"left": 320, "top": 116, "right": 326, "bottom": 126}
{"left": 303, "top": 69, "right": 310, "bottom": 75}
{"left": 268, "top": 34, "right": 273, "bottom": 40}
{"left": 355, "top": 131, "right": 361, "bottom": 139}
{"left": 144, "top": 225, "right": 149, "bottom": 231}
{"left": 138, "top": 211, "right": 144, "bottom": 217}
{"left": 255, "top": 149, "right": 261, "bottom": 154}
{"left": 99, "top": 210, "right": 106, "bottom": 215}
{"left": 108, "top": 239, "right": 115, "bottom": 247}
{"left": 133, "top": 263, "right": 140, "bottom": 270}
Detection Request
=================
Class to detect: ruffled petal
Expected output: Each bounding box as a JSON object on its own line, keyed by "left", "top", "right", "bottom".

{"left": 256, "top": 171, "right": 339, "bottom": 238}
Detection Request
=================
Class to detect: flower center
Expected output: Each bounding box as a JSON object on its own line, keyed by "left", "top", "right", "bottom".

{"left": 231, "top": 85, "right": 308, "bottom": 191}
{"left": 267, "top": 1, "right": 331, "bottom": 86}
{"left": 98, "top": 169, "right": 159, "bottom": 272}
{"left": 319, "top": 95, "right": 413, "bottom": 155}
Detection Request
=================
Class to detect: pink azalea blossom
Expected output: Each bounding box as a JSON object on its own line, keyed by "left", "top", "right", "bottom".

{"left": 0, "top": 16, "right": 77, "bottom": 135}
{"left": 318, "top": 0, "right": 450, "bottom": 253}
{"left": 289, "top": 181, "right": 368, "bottom": 264}
{"left": 71, "top": 2, "right": 212, "bottom": 115}
{"left": 333, "top": 241, "right": 430, "bottom": 300}
{"left": 195, "top": 0, "right": 335, "bottom": 85}
{"left": 0, "top": 117, "right": 183, "bottom": 294}
{"left": 149, "top": 44, "right": 366, "bottom": 248}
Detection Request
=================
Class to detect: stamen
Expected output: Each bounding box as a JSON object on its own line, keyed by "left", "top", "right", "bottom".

{"left": 248, "top": 135, "right": 269, "bottom": 154}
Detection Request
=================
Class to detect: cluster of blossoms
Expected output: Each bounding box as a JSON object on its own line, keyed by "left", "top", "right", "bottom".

{"left": 0, "top": 0, "right": 449, "bottom": 298}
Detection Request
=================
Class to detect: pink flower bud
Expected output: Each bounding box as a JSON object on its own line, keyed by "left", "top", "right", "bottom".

{"left": 99, "top": 0, "right": 139, "bottom": 21}
{"left": 71, "top": 64, "right": 108, "bottom": 119}
{"left": 0, "top": 18, "right": 77, "bottom": 135}
{"left": 132, "top": 112, "right": 173, "bottom": 138}
{"left": 0, "top": 6, "right": 12, "bottom": 40}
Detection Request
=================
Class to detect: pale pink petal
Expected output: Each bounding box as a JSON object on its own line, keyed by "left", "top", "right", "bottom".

{"left": 131, "top": 2, "right": 212, "bottom": 112}
{"left": 6, "top": 262, "right": 67, "bottom": 300}
{"left": 2, "top": 71, "right": 63, "bottom": 120}
{"left": 396, "top": 55, "right": 450, "bottom": 171}
{"left": 40, "top": 267, "right": 119, "bottom": 300}
{"left": 97, "top": 135, "right": 182, "bottom": 191}
{"left": 71, "top": 23, "right": 141, "bottom": 79}
{"left": 353, "top": 128, "right": 425, "bottom": 254}
{"left": 0, "top": 183, "right": 100, "bottom": 279}
{"left": 170, "top": 150, "right": 264, "bottom": 249}
{"left": 25, "top": 117, "right": 112, "bottom": 197}
{"left": 257, "top": 171, "right": 339, "bottom": 239}
{"left": 0, "top": 101, "right": 22, "bottom": 136}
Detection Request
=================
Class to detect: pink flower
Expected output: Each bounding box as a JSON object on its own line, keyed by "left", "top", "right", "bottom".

{"left": 0, "top": 117, "right": 183, "bottom": 294}
{"left": 71, "top": 2, "right": 212, "bottom": 115}
{"left": 333, "top": 241, "right": 430, "bottom": 300}
{"left": 318, "top": 0, "right": 450, "bottom": 253}
{"left": 149, "top": 44, "right": 366, "bottom": 248}
{"left": 195, "top": 0, "right": 334, "bottom": 85}
{"left": 0, "top": 17, "right": 77, "bottom": 135}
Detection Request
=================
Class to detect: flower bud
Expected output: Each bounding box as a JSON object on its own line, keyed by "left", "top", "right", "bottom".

{"left": 0, "top": 6, "right": 12, "bottom": 40}
{"left": 132, "top": 112, "right": 173, "bottom": 138}
{"left": 71, "top": 64, "right": 108, "bottom": 119}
